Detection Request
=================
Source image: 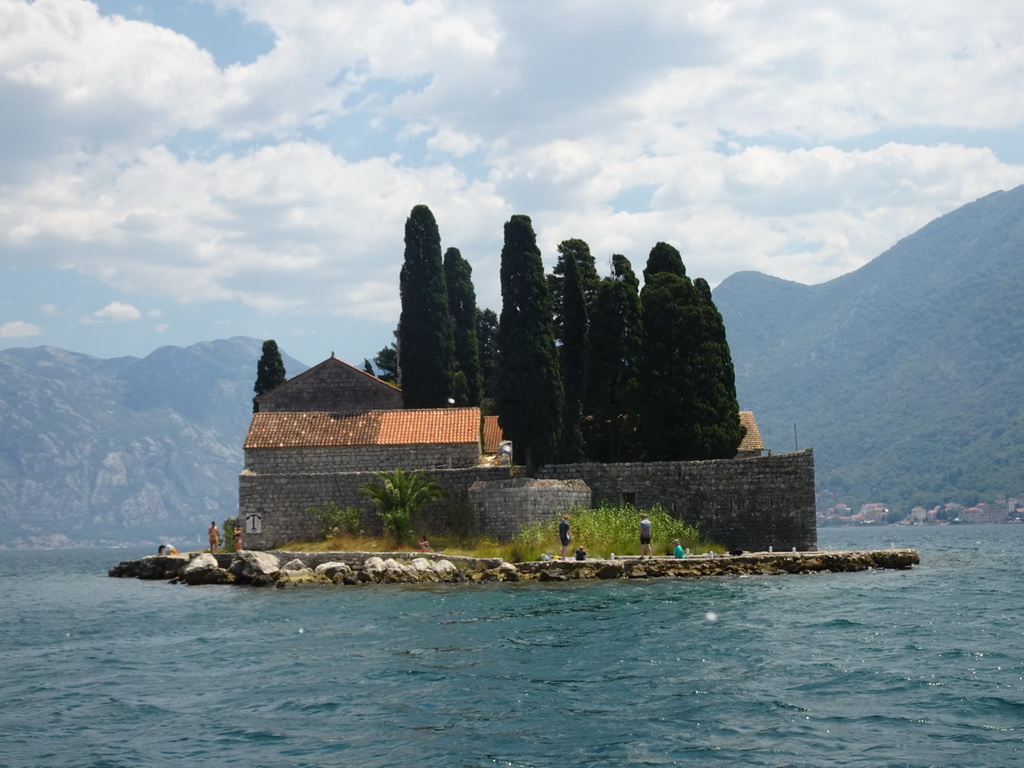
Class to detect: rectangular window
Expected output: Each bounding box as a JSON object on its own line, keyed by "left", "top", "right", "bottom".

{"left": 621, "top": 492, "right": 636, "bottom": 506}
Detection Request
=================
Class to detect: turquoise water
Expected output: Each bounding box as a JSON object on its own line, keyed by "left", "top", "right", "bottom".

{"left": 1, "top": 526, "right": 1022, "bottom": 767}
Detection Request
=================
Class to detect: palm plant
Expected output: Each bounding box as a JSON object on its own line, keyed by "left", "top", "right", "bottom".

{"left": 360, "top": 469, "right": 447, "bottom": 544}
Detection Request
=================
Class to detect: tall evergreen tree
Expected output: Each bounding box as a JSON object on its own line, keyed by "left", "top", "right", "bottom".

{"left": 497, "top": 215, "right": 563, "bottom": 469}
{"left": 443, "top": 247, "right": 482, "bottom": 407}
{"left": 476, "top": 307, "right": 499, "bottom": 405}
{"left": 557, "top": 242, "right": 587, "bottom": 462}
{"left": 640, "top": 242, "right": 700, "bottom": 460}
{"left": 583, "top": 254, "right": 645, "bottom": 462}
{"left": 398, "top": 205, "right": 455, "bottom": 408}
{"left": 548, "top": 238, "right": 600, "bottom": 341}
{"left": 689, "top": 278, "right": 746, "bottom": 458}
{"left": 253, "top": 339, "right": 286, "bottom": 412}
{"left": 643, "top": 240, "right": 686, "bottom": 282}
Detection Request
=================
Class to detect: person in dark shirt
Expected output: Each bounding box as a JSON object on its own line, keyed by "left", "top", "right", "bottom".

{"left": 574, "top": 545, "right": 587, "bottom": 561}
{"left": 558, "top": 515, "right": 571, "bottom": 558}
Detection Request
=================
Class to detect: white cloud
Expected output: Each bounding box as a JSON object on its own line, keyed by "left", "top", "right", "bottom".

{"left": 3, "top": 0, "right": 1024, "bottom": 363}
{"left": 87, "top": 301, "right": 142, "bottom": 323}
{"left": 0, "top": 320, "right": 43, "bottom": 339}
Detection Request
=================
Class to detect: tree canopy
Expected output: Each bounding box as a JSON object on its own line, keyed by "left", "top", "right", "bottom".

{"left": 398, "top": 205, "right": 455, "bottom": 408}
{"left": 497, "top": 214, "right": 564, "bottom": 469}
{"left": 444, "top": 247, "right": 483, "bottom": 407}
{"left": 583, "top": 254, "right": 645, "bottom": 462}
{"left": 253, "top": 339, "right": 286, "bottom": 412}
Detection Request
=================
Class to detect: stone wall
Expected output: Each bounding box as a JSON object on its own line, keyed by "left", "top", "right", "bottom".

{"left": 239, "top": 465, "right": 514, "bottom": 549}
{"left": 469, "top": 478, "right": 591, "bottom": 541}
{"left": 536, "top": 450, "right": 817, "bottom": 552}
{"left": 237, "top": 450, "right": 816, "bottom": 551}
{"left": 244, "top": 443, "right": 481, "bottom": 474}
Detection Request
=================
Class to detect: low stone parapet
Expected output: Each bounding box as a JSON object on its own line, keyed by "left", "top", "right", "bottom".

{"left": 109, "top": 548, "right": 918, "bottom": 586}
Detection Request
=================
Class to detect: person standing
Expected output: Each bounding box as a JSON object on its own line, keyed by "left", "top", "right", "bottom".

{"left": 639, "top": 514, "right": 653, "bottom": 557}
{"left": 208, "top": 521, "right": 221, "bottom": 552}
{"left": 558, "top": 514, "right": 571, "bottom": 558}
{"left": 234, "top": 524, "right": 243, "bottom": 551}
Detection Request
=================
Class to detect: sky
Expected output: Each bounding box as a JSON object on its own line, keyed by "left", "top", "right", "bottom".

{"left": 3, "top": 0, "right": 1024, "bottom": 369}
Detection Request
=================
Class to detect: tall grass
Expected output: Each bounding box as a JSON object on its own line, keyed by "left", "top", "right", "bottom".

{"left": 510, "top": 503, "right": 720, "bottom": 561}
{"left": 276, "top": 502, "right": 721, "bottom": 562}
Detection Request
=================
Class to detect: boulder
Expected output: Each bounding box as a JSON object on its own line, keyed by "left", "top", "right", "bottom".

{"left": 481, "top": 562, "right": 520, "bottom": 582}
{"left": 382, "top": 558, "right": 412, "bottom": 583}
{"left": 229, "top": 550, "right": 281, "bottom": 586}
{"left": 432, "top": 559, "right": 459, "bottom": 579}
{"left": 363, "top": 556, "right": 386, "bottom": 580}
{"left": 281, "top": 558, "right": 312, "bottom": 572}
{"left": 180, "top": 553, "right": 234, "bottom": 585}
{"left": 314, "top": 561, "right": 353, "bottom": 582}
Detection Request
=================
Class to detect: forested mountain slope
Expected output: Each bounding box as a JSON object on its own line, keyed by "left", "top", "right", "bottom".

{"left": 715, "top": 185, "right": 1024, "bottom": 511}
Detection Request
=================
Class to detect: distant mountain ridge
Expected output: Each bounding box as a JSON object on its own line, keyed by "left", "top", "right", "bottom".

{"left": 715, "top": 184, "right": 1024, "bottom": 511}
{"left": 0, "top": 338, "right": 307, "bottom": 547}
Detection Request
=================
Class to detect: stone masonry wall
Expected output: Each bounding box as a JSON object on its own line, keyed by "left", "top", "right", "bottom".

{"left": 468, "top": 478, "right": 591, "bottom": 541}
{"left": 244, "top": 443, "right": 480, "bottom": 474}
{"left": 536, "top": 449, "right": 817, "bottom": 552}
{"left": 239, "top": 466, "right": 513, "bottom": 550}
{"left": 237, "top": 450, "right": 816, "bottom": 551}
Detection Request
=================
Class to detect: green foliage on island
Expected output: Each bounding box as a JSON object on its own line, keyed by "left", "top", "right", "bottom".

{"left": 508, "top": 503, "right": 719, "bottom": 563}
{"left": 281, "top": 502, "right": 722, "bottom": 563}
{"left": 306, "top": 502, "right": 363, "bottom": 539}
{"left": 360, "top": 469, "right": 448, "bottom": 545}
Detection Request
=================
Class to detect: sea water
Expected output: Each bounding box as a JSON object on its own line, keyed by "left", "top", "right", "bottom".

{"left": 1, "top": 525, "right": 1022, "bottom": 768}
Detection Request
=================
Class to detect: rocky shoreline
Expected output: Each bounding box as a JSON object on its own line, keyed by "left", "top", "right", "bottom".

{"left": 109, "top": 548, "right": 920, "bottom": 587}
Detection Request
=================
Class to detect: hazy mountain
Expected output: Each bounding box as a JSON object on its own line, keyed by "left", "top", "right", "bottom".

{"left": 715, "top": 185, "right": 1024, "bottom": 512}
{"left": 0, "top": 338, "right": 307, "bottom": 548}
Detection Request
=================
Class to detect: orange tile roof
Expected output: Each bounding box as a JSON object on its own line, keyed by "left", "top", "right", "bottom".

{"left": 245, "top": 408, "right": 481, "bottom": 449}
{"left": 378, "top": 408, "right": 480, "bottom": 445}
{"left": 481, "top": 415, "right": 503, "bottom": 453}
{"left": 738, "top": 411, "right": 764, "bottom": 452}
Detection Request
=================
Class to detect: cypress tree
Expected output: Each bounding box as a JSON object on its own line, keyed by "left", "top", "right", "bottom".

{"left": 689, "top": 278, "right": 746, "bottom": 458}
{"left": 476, "top": 308, "right": 499, "bottom": 405}
{"left": 556, "top": 241, "right": 587, "bottom": 462}
{"left": 548, "top": 238, "right": 600, "bottom": 340}
{"left": 640, "top": 242, "right": 700, "bottom": 460}
{"left": 253, "top": 339, "right": 286, "bottom": 412}
{"left": 497, "top": 215, "right": 563, "bottom": 469}
{"left": 443, "top": 247, "right": 483, "bottom": 407}
{"left": 643, "top": 241, "right": 686, "bottom": 282}
{"left": 583, "top": 254, "right": 644, "bottom": 462}
{"left": 398, "top": 205, "right": 455, "bottom": 408}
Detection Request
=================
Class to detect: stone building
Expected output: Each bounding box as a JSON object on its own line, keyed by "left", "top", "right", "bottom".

{"left": 238, "top": 357, "right": 817, "bottom": 552}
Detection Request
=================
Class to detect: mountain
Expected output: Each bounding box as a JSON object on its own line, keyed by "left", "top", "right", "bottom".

{"left": 0, "top": 338, "right": 307, "bottom": 548}
{"left": 715, "top": 185, "right": 1024, "bottom": 512}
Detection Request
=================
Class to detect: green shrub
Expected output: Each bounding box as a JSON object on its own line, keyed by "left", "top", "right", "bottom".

{"left": 511, "top": 502, "right": 715, "bottom": 561}
{"left": 361, "top": 469, "right": 447, "bottom": 545}
{"left": 307, "top": 503, "right": 363, "bottom": 539}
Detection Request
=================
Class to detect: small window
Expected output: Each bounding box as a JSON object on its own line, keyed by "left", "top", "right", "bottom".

{"left": 621, "top": 492, "right": 636, "bottom": 506}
